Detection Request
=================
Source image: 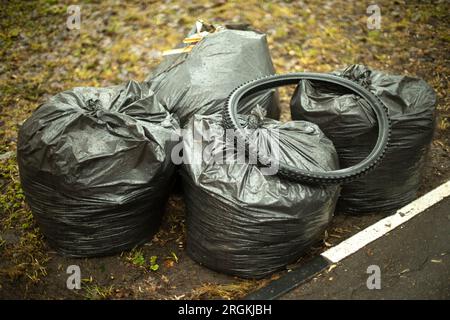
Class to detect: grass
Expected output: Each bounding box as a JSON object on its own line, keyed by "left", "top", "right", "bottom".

{"left": 189, "top": 280, "right": 270, "bottom": 300}
{"left": 0, "top": 154, "right": 49, "bottom": 287}
{"left": 127, "top": 248, "right": 147, "bottom": 268}
{"left": 125, "top": 248, "right": 160, "bottom": 272}
{"left": 83, "top": 284, "right": 115, "bottom": 300}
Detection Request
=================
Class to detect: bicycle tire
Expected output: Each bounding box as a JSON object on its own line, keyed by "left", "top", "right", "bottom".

{"left": 222, "top": 73, "right": 391, "bottom": 185}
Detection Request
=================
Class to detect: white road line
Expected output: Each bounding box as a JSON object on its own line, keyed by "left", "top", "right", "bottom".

{"left": 321, "top": 180, "right": 450, "bottom": 264}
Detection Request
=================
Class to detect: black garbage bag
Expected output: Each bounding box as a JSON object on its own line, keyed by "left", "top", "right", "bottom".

{"left": 290, "top": 64, "right": 437, "bottom": 214}
{"left": 18, "top": 80, "right": 180, "bottom": 257}
{"left": 145, "top": 22, "right": 280, "bottom": 126}
{"left": 181, "top": 110, "right": 339, "bottom": 278}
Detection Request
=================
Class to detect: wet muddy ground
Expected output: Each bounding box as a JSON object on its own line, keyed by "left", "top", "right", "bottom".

{"left": 1, "top": 0, "right": 448, "bottom": 299}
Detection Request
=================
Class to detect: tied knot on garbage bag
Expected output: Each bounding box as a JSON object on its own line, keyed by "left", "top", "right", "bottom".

{"left": 246, "top": 105, "right": 267, "bottom": 129}
{"left": 340, "top": 64, "right": 373, "bottom": 89}
{"left": 84, "top": 98, "right": 107, "bottom": 119}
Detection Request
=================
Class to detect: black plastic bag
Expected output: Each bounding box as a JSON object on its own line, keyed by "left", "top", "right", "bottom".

{"left": 18, "top": 80, "right": 180, "bottom": 257}
{"left": 181, "top": 111, "right": 339, "bottom": 278}
{"left": 290, "top": 65, "right": 436, "bottom": 213}
{"left": 145, "top": 22, "right": 280, "bottom": 126}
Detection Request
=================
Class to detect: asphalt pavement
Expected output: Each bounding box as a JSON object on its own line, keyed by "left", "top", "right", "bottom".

{"left": 281, "top": 197, "right": 450, "bottom": 299}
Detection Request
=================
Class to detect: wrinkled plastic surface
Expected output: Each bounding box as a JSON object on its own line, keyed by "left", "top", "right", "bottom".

{"left": 291, "top": 64, "right": 436, "bottom": 213}
{"left": 145, "top": 25, "right": 280, "bottom": 126}
{"left": 181, "top": 112, "right": 339, "bottom": 278}
{"left": 18, "top": 80, "right": 180, "bottom": 257}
